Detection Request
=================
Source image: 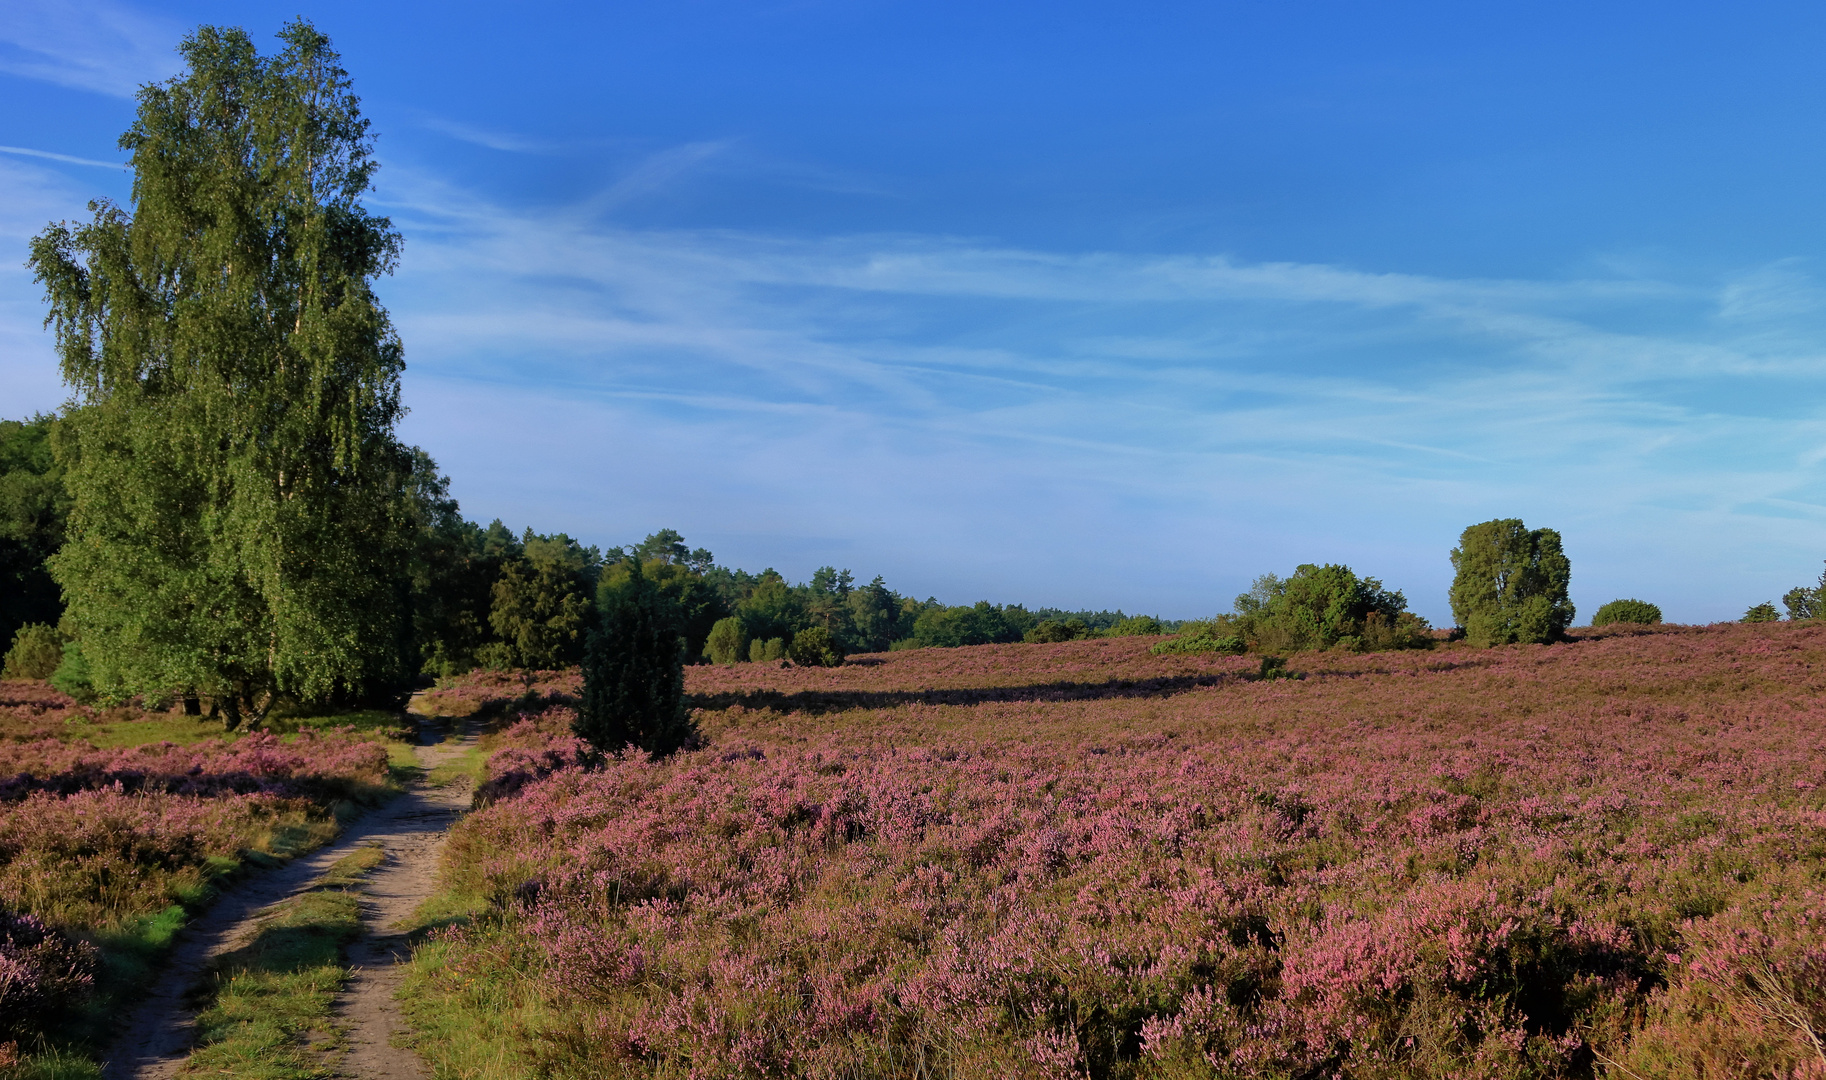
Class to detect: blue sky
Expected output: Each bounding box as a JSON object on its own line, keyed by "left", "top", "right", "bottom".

{"left": 4, "top": 0, "right": 1826, "bottom": 623}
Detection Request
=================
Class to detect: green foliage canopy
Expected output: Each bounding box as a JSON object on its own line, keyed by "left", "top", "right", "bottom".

{"left": 599, "top": 537, "right": 728, "bottom": 662}
{"left": 903, "top": 601, "right": 1034, "bottom": 648}
{"left": 1448, "top": 519, "right": 1575, "bottom": 646}
{"left": 735, "top": 574, "right": 805, "bottom": 646}
{"left": 30, "top": 22, "right": 414, "bottom": 723}
{"left": 0, "top": 416, "right": 68, "bottom": 651}
{"left": 488, "top": 532, "right": 597, "bottom": 670}
{"left": 1222, "top": 564, "right": 1428, "bottom": 653}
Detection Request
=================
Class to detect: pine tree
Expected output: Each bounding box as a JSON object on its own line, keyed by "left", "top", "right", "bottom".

{"left": 28, "top": 22, "right": 411, "bottom": 723}
{"left": 576, "top": 558, "right": 693, "bottom": 757}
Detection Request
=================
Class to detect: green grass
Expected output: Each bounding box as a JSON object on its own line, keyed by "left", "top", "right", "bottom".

{"left": 69, "top": 712, "right": 239, "bottom": 748}
{"left": 264, "top": 708, "right": 414, "bottom": 739}
{"left": 425, "top": 743, "right": 486, "bottom": 789}
{"left": 63, "top": 707, "right": 413, "bottom": 750}
{"left": 0, "top": 1048, "right": 103, "bottom": 1080}
{"left": 390, "top": 884, "right": 547, "bottom": 1080}
{"left": 395, "top": 916, "right": 548, "bottom": 1080}
{"left": 177, "top": 845, "right": 386, "bottom": 1079}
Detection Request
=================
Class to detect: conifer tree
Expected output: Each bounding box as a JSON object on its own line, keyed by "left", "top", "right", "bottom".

{"left": 577, "top": 558, "right": 693, "bottom": 757}
{"left": 29, "top": 22, "right": 411, "bottom": 723}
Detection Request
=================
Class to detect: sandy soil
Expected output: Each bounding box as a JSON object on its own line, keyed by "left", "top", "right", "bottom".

{"left": 102, "top": 700, "right": 474, "bottom": 1080}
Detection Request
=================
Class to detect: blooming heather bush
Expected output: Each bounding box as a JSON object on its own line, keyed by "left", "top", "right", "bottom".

{"left": 0, "top": 729, "right": 390, "bottom": 803}
{"left": 0, "top": 702, "right": 399, "bottom": 1059}
{"left": 472, "top": 706, "right": 591, "bottom": 805}
{"left": 418, "top": 668, "right": 578, "bottom": 721}
{"left": 0, "top": 679, "right": 90, "bottom": 741}
{"left": 417, "top": 623, "right": 1826, "bottom": 1079}
{"left": 0, "top": 908, "right": 97, "bottom": 1039}
{"left": 0, "top": 728, "right": 390, "bottom": 928}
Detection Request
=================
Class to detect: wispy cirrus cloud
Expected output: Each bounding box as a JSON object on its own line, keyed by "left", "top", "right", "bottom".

{"left": 0, "top": 157, "right": 96, "bottom": 410}
{"left": 0, "top": 145, "right": 127, "bottom": 169}
{"left": 363, "top": 166, "right": 1826, "bottom": 620}
{"left": 5, "top": 140, "right": 1820, "bottom": 619}
{"left": 412, "top": 115, "right": 569, "bottom": 155}
{"left": 0, "top": 0, "right": 181, "bottom": 98}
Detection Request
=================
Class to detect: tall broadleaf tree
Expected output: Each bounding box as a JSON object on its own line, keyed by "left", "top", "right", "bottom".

{"left": 29, "top": 22, "right": 412, "bottom": 724}
{"left": 1448, "top": 518, "right": 1575, "bottom": 646}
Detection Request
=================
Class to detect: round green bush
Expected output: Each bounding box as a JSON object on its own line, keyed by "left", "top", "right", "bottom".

{"left": 2, "top": 624, "right": 65, "bottom": 680}
{"left": 788, "top": 627, "right": 844, "bottom": 668}
{"left": 1592, "top": 599, "right": 1662, "bottom": 627}
{"left": 702, "top": 617, "right": 748, "bottom": 665}
{"left": 1025, "top": 619, "right": 1089, "bottom": 643}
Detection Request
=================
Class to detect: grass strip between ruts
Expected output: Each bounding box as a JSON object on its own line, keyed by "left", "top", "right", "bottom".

{"left": 175, "top": 844, "right": 386, "bottom": 1079}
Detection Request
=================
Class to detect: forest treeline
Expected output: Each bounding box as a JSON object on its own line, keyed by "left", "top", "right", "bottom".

{"left": 0, "top": 411, "right": 1175, "bottom": 698}
{"left": 3, "top": 19, "right": 1811, "bottom": 724}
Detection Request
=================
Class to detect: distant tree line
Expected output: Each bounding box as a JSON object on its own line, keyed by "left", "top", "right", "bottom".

{"left": 3, "top": 20, "right": 1815, "bottom": 747}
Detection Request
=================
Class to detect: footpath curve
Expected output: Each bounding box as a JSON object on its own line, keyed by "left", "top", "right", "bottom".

{"left": 103, "top": 699, "right": 473, "bottom": 1080}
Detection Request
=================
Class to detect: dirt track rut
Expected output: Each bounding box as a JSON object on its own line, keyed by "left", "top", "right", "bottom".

{"left": 102, "top": 701, "right": 473, "bottom": 1080}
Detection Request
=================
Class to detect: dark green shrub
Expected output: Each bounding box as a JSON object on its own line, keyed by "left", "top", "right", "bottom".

{"left": 1106, "top": 615, "right": 1165, "bottom": 636}
{"left": 749, "top": 637, "right": 786, "bottom": 662}
{"left": 702, "top": 617, "right": 747, "bottom": 665}
{"left": 1025, "top": 619, "right": 1090, "bottom": 643}
{"left": 1150, "top": 632, "right": 1246, "bottom": 656}
{"left": 1226, "top": 565, "right": 1429, "bottom": 653}
{"left": 1743, "top": 602, "right": 1780, "bottom": 623}
{"left": 2, "top": 623, "right": 64, "bottom": 679}
{"left": 1449, "top": 519, "right": 1574, "bottom": 646}
{"left": 788, "top": 627, "right": 844, "bottom": 668}
{"left": 1592, "top": 599, "right": 1661, "bottom": 627}
{"left": 576, "top": 560, "right": 691, "bottom": 758}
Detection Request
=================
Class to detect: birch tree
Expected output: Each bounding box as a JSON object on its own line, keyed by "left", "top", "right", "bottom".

{"left": 29, "top": 22, "right": 411, "bottom": 724}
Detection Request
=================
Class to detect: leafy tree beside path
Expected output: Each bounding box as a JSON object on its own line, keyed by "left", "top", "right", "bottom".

{"left": 29, "top": 22, "right": 414, "bottom": 725}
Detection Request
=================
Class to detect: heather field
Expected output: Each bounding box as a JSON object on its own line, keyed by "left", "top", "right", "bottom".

{"left": 0, "top": 681, "right": 403, "bottom": 1063}
{"left": 400, "top": 624, "right": 1826, "bottom": 1080}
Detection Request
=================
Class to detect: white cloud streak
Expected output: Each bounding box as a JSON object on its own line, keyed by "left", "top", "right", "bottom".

{"left": 362, "top": 166, "right": 1826, "bottom": 622}
{"left": 0, "top": 145, "right": 127, "bottom": 169}
{"left": 5, "top": 140, "right": 1823, "bottom": 621}
{"left": 0, "top": 0, "right": 181, "bottom": 97}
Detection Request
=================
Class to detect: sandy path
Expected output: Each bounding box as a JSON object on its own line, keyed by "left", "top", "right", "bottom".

{"left": 102, "top": 701, "right": 474, "bottom": 1080}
